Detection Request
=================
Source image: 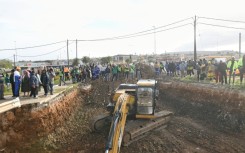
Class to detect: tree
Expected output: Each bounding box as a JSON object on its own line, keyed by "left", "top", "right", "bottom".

{"left": 100, "top": 56, "right": 112, "bottom": 65}
{"left": 125, "top": 58, "right": 132, "bottom": 64}
{"left": 82, "top": 56, "right": 91, "bottom": 64}
{"left": 72, "top": 58, "right": 79, "bottom": 66}
{"left": 0, "top": 59, "right": 12, "bottom": 68}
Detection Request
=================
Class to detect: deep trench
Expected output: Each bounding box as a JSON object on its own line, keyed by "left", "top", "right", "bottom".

{"left": 159, "top": 82, "right": 245, "bottom": 133}
{"left": 0, "top": 80, "right": 245, "bottom": 153}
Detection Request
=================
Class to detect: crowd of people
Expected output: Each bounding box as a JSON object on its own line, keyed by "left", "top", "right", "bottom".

{"left": 154, "top": 55, "right": 245, "bottom": 85}
{"left": 0, "top": 66, "right": 56, "bottom": 99}
{"left": 1, "top": 55, "right": 245, "bottom": 100}
{"left": 61, "top": 62, "right": 143, "bottom": 84}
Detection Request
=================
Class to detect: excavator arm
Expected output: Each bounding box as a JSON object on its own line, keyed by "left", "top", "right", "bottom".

{"left": 105, "top": 93, "right": 131, "bottom": 153}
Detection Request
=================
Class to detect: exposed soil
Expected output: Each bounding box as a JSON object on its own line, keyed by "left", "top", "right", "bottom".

{"left": 1, "top": 65, "right": 245, "bottom": 153}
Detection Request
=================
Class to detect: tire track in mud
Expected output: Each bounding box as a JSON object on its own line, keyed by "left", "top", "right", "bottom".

{"left": 121, "top": 115, "right": 245, "bottom": 153}
{"left": 166, "top": 117, "right": 245, "bottom": 153}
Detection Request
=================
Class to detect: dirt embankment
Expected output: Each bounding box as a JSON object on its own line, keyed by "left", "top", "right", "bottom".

{"left": 159, "top": 82, "right": 245, "bottom": 133}
{"left": 0, "top": 86, "right": 83, "bottom": 152}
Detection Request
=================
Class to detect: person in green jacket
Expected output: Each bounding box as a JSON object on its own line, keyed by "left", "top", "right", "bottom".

{"left": 124, "top": 64, "right": 130, "bottom": 80}
{"left": 111, "top": 64, "right": 118, "bottom": 81}
{"left": 130, "top": 64, "right": 135, "bottom": 80}
{"left": 5, "top": 73, "right": 10, "bottom": 90}
{"left": 59, "top": 68, "right": 66, "bottom": 86}
{"left": 238, "top": 55, "right": 245, "bottom": 84}
{"left": 227, "top": 57, "right": 238, "bottom": 84}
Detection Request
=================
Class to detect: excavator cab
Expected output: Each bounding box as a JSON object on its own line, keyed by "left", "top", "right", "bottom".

{"left": 136, "top": 79, "right": 157, "bottom": 115}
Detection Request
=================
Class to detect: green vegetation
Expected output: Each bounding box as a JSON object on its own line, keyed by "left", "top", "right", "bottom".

{"left": 125, "top": 58, "right": 132, "bottom": 64}
{"left": 3, "top": 84, "right": 12, "bottom": 95}
{"left": 0, "top": 59, "right": 12, "bottom": 69}
{"left": 100, "top": 56, "right": 112, "bottom": 65}
{"left": 175, "top": 75, "right": 245, "bottom": 90}
{"left": 72, "top": 58, "right": 80, "bottom": 66}
{"left": 54, "top": 75, "right": 60, "bottom": 85}
{"left": 82, "top": 56, "right": 91, "bottom": 64}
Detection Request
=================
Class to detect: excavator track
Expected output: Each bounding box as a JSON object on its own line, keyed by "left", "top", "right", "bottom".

{"left": 123, "top": 110, "right": 173, "bottom": 146}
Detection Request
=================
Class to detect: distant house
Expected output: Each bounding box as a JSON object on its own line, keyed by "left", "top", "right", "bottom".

{"left": 112, "top": 54, "right": 138, "bottom": 63}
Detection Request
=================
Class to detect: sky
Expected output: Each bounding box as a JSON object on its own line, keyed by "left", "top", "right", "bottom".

{"left": 0, "top": 0, "right": 245, "bottom": 61}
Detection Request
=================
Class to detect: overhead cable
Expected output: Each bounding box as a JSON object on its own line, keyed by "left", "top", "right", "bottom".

{"left": 198, "top": 22, "right": 245, "bottom": 30}
{"left": 0, "top": 40, "right": 66, "bottom": 51}
{"left": 198, "top": 16, "right": 245, "bottom": 24}
{"left": 112, "top": 23, "right": 192, "bottom": 40}
{"left": 17, "top": 46, "right": 67, "bottom": 57}
{"left": 76, "top": 17, "right": 193, "bottom": 41}
{"left": 17, "top": 41, "right": 75, "bottom": 58}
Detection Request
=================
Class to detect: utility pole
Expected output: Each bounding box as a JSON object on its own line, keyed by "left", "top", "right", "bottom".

{"left": 76, "top": 39, "right": 78, "bottom": 59}
{"left": 14, "top": 41, "right": 17, "bottom": 63}
{"left": 67, "top": 40, "right": 69, "bottom": 68}
{"left": 13, "top": 54, "right": 16, "bottom": 67}
{"left": 194, "top": 16, "right": 197, "bottom": 62}
{"left": 153, "top": 26, "right": 156, "bottom": 56}
{"left": 239, "top": 33, "right": 241, "bottom": 58}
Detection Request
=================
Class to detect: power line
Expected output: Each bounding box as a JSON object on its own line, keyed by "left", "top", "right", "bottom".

{"left": 16, "top": 41, "right": 75, "bottom": 58}
{"left": 0, "top": 56, "right": 13, "bottom": 60}
{"left": 198, "top": 16, "right": 245, "bottom": 24}
{"left": 116, "top": 23, "right": 192, "bottom": 39}
{"left": 76, "top": 23, "right": 192, "bottom": 42}
{"left": 17, "top": 46, "right": 67, "bottom": 58}
{"left": 76, "top": 17, "right": 193, "bottom": 41}
{"left": 0, "top": 40, "right": 66, "bottom": 51}
{"left": 198, "top": 22, "right": 245, "bottom": 30}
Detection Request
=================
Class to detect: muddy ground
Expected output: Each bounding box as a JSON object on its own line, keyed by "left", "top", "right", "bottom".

{"left": 1, "top": 65, "right": 245, "bottom": 153}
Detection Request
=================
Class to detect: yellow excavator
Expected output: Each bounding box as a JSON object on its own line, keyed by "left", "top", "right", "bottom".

{"left": 90, "top": 79, "right": 173, "bottom": 153}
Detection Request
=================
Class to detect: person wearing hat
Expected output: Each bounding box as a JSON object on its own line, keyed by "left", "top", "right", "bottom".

{"left": 227, "top": 57, "right": 238, "bottom": 84}
{"left": 14, "top": 67, "right": 21, "bottom": 97}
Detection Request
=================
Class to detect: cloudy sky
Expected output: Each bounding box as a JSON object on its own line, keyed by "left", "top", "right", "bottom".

{"left": 0, "top": 0, "right": 245, "bottom": 61}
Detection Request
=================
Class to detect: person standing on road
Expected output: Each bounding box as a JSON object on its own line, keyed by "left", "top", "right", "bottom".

{"left": 130, "top": 64, "right": 135, "bottom": 80}
{"left": 227, "top": 57, "right": 238, "bottom": 84}
{"left": 135, "top": 63, "right": 142, "bottom": 80}
{"left": 238, "top": 55, "right": 245, "bottom": 85}
{"left": 41, "top": 69, "right": 50, "bottom": 96}
{"left": 5, "top": 73, "right": 10, "bottom": 90}
{"left": 218, "top": 60, "right": 227, "bottom": 85}
{"left": 0, "top": 74, "right": 4, "bottom": 99}
{"left": 111, "top": 64, "right": 118, "bottom": 81}
{"left": 35, "top": 69, "right": 42, "bottom": 97}
{"left": 48, "top": 68, "right": 56, "bottom": 95}
{"left": 21, "top": 70, "right": 30, "bottom": 97}
{"left": 179, "top": 61, "right": 186, "bottom": 78}
{"left": 104, "top": 65, "right": 110, "bottom": 82}
{"left": 14, "top": 67, "right": 21, "bottom": 97}
{"left": 124, "top": 64, "right": 129, "bottom": 80}
{"left": 29, "top": 71, "right": 39, "bottom": 98}
{"left": 9, "top": 69, "right": 15, "bottom": 97}
{"left": 59, "top": 68, "right": 66, "bottom": 86}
